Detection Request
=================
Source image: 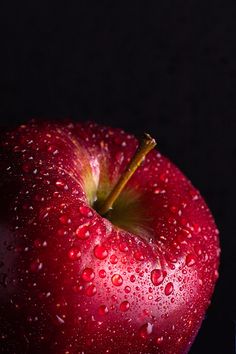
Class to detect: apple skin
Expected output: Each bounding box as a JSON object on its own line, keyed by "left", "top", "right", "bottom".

{"left": 0, "top": 120, "right": 220, "bottom": 354}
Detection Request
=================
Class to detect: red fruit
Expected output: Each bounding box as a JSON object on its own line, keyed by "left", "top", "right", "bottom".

{"left": 0, "top": 120, "right": 220, "bottom": 353}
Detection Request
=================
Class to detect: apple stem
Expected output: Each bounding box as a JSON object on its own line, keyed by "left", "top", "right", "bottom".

{"left": 98, "top": 133, "right": 157, "bottom": 216}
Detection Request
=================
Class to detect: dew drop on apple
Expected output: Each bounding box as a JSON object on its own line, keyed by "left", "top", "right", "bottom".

{"left": 124, "top": 286, "right": 131, "bottom": 293}
{"left": 165, "top": 282, "right": 174, "bottom": 296}
{"left": 121, "top": 256, "right": 127, "bottom": 264}
{"left": 214, "top": 269, "right": 219, "bottom": 280}
{"left": 94, "top": 245, "right": 108, "bottom": 260}
{"left": 111, "top": 274, "right": 123, "bottom": 286}
{"left": 73, "top": 282, "right": 83, "bottom": 293}
{"left": 186, "top": 254, "right": 196, "bottom": 267}
{"left": 85, "top": 284, "right": 97, "bottom": 296}
{"left": 110, "top": 254, "right": 118, "bottom": 264}
{"left": 156, "top": 336, "right": 164, "bottom": 345}
{"left": 151, "top": 269, "right": 164, "bottom": 286}
{"left": 111, "top": 295, "right": 118, "bottom": 302}
{"left": 34, "top": 239, "right": 42, "bottom": 248}
{"left": 194, "top": 245, "right": 202, "bottom": 256}
{"left": 59, "top": 215, "right": 71, "bottom": 225}
{"left": 119, "top": 241, "right": 129, "bottom": 252}
{"left": 134, "top": 251, "right": 144, "bottom": 261}
{"left": 99, "top": 269, "right": 106, "bottom": 278}
{"left": 98, "top": 305, "right": 109, "bottom": 316}
{"left": 55, "top": 180, "right": 65, "bottom": 188}
{"left": 76, "top": 224, "right": 90, "bottom": 239}
{"left": 82, "top": 268, "right": 95, "bottom": 282}
{"left": 130, "top": 275, "right": 136, "bottom": 282}
{"left": 68, "top": 247, "right": 81, "bottom": 260}
{"left": 79, "top": 205, "right": 93, "bottom": 218}
{"left": 120, "top": 301, "right": 130, "bottom": 312}
{"left": 57, "top": 228, "right": 67, "bottom": 237}
{"left": 139, "top": 322, "right": 153, "bottom": 340}
{"left": 30, "top": 260, "right": 43, "bottom": 272}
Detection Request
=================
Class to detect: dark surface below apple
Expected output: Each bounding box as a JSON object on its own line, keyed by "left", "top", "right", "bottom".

{"left": 0, "top": 2, "right": 235, "bottom": 353}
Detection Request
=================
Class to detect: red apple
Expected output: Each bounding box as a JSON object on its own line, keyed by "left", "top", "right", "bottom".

{"left": 0, "top": 120, "right": 220, "bottom": 354}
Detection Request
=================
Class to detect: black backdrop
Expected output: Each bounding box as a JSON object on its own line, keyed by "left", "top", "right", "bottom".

{"left": 0, "top": 2, "right": 235, "bottom": 353}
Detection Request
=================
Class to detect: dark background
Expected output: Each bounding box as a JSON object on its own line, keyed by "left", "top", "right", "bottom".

{"left": 0, "top": 2, "right": 235, "bottom": 353}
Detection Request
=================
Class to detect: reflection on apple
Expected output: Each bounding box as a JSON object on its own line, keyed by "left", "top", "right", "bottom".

{"left": 0, "top": 120, "right": 220, "bottom": 353}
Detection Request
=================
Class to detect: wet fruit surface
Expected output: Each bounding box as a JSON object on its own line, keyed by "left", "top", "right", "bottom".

{"left": 0, "top": 121, "right": 220, "bottom": 353}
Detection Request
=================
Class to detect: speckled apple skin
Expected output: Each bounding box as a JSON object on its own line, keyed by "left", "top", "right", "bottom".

{"left": 0, "top": 121, "right": 220, "bottom": 354}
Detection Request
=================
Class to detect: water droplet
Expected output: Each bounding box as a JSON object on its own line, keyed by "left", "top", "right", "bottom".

{"left": 111, "top": 274, "right": 123, "bottom": 286}
{"left": 156, "top": 336, "right": 164, "bottom": 345}
{"left": 175, "top": 232, "right": 187, "bottom": 245}
{"left": 214, "top": 269, "right": 219, "bottom": 280}
{"left": 151, "top": 269, "right": 164, "bottom": 286}
{"left": 76, "top": 224, "right": 90, "bottom": 239}
{"left": 30, "top": 259, "right": 43, "bottom": 272}
{"left": 134, "top": 251, "right": 144, "bottom": 261}
{"left": 121, "top": 256, "right": 127, "bottom": 264}
{"left": 82, "top": 268, "right": 95, "bottom": 282}
{"left": 85, "top": 284, "right": 97, "bottom": 297}
{"left": 193, "top": 223, "right": 201, "bottom": 234}
{"left": 34, "top": 239, "right": 42, "bottom": 248}
{"left": 111, "top": 295, "right": 118, "bottom": 302}
{"left": 154, "top": 188, "right": 160, "bottom": 194}
{"left": 143, "top": 309, "right": 149, "bottom": 316}
{"left": 194, "top": 245, "right": 202, "bottom": 256}
{"left": 139, "top": 323, "right": 153, "bottom": 339}
{"left": 99, "top": 269, "right": 106, "bottom": 278}
{"left": 53, "top": 191, "right": 60, "bottom": 198}
{"left": 168, "top": 216, "right": 176, "bottom": 224}
{"left": 73, "top": 282, "right": 83, "bottom": 293}
{"left": 57, "top": 229, "right": 67, "bottom": 237}
{"left": 110, "top": 254, "right": 118, "bottom": 264}
{"left": 124, "top": 286, "right": 131, "bottom": 293}
{"left": 165, "top": 282, "right": 174, "bottom": 296}
{"left": 98, "top": 305, "right": 109, "bottom": 316}
{"left": 120, "top": 301, "right": 130, "bottom": 312}
{"left": 130, "top": 275, "right": 136, "bottom": 282}
{"left": 94, "top": 245, "right": 108, "bottom": 260}
{"left": 186, "top": 254, "right": 196, "bottom": 267}
{"left": 59, "top": 215, "right": 71, "bottom": 225}
{"left": 119, "top": 241, "right": 129, "bottom": 252}
{"left": 166, "top": 253, "right": 177, "bottom": 263}
{"left": 79, "top": 205, "right": 93, "bottom": 218}
{"left": 68, "top": 248, "right": 81, "bottom": 260}
{"left": 55, "top": 180, "right": 65, "bottom": 188}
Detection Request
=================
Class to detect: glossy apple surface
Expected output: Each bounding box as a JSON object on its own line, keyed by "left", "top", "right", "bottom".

{"left": 0, "top": 121, "right": 220, "bottom": 353}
